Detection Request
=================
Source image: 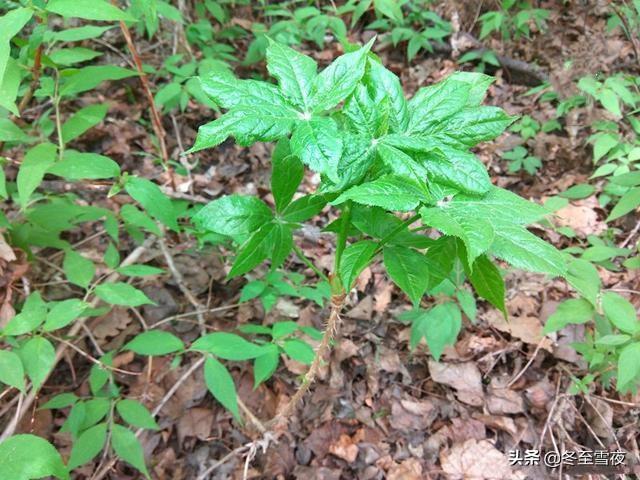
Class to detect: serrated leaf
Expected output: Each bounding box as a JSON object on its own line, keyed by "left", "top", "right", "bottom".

{"left": 310, "top": 39, "right": 373, "bottom": 112}
{"left": 339, "top": 240, "right": 378, "bottom": 289}
{"left": 351, "top": 206, "right": 431, "bottom": 248}
{"left": 111, "top": 424, "right": 150, "bottom": 479}
{"left": 270, "top": 223, "right": 293, "bottom": 269}
{"left": 282, "top": 194, "right": 327, "bottom": 222}
{"left": 407, "top": 79, "right": 470, "bottom": 134}
{"left": 291, "top": 117, "right": 342, "bottom": 181}
{"left": 204, "top": 356, "right": 240, "bottom": 420}
{"left": 332, "top": 175, "right": 428, "bottom": 211}
{"left": 0, "top": 434, "right": 68, "bottom": 480}
{"left": 68, "top": 423, "right": 107, "bottom": 470}
{"left": 125, "top": 176, "right": 178, "bottom": 231}
{"left": 428, "top": 106, "right": 513, "bottom": 147}
{"left": 344, "top": 83, "right": 380, "bottom": 137}
{"left": 95, "top": 283, "right": 154, "bottom": 307}
{"left": 228, "top": 223, "right": 276, "bottom": 278}
{"left": 266, "top": 40, "right": 317, "bottom": 110}
{"left": 191, "top": 332, "right": 266, "bottom": 360}
{"left": 48, "top": 151, "right": 120, "bottom": 180}
{"left": 116, "top": 399, "right": 159, "bottom": 430}
{"left": 271, "top": 139, "right": 304, "bottom": 211}
{"left": 383, "top": 246, "right": 429, "bottom": 306}
{"left": 465, "top": 255, "right": 506, "bottom": 317}
{"left": 365, "top": 59, "right": 409, "bottom": 132}
{"left": 0, "top": 350, "right": 25, "bottom": 392}
{"left": 124, "top": 330, "right": 184, "bottom": 356}
{"left": 193, "top": 195, "right": 273, "bottom": 237}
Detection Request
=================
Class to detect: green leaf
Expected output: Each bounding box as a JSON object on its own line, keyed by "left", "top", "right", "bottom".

{"left": 0, "top": 434, "right": 68, "bottom": 480}
{"left": 40, "top": 392, "right": 79, "bottom": 409}
{"left": 63, "top": 250, "right": 95, "bottom": 289}
{"left": 365, "top": 59, "right": 409, "bottom": 132}
{"left": 407, "top": 79, "right": 470, "bottom": 135}
{"left": 19, "top": 337, "right": 56, "bottom": 390}
{"left": 351, "top": 206, "right": 431, "bottom": 248}
{"left": 409, "top": 302, "right": 462, "bottom": 360}
{"left": 282, "top": 339, "right": 315, "bottom": 365}
{"left": 49, "top": 47, "right": 102, "bottom": 66}
{"left": 617, "top": 342, "right": 640, "bottom": 390}
{"left": 456, "top": 289, "right": 477, "bottom": 322}
{"left": 116, "top": 265, "right": 165, "bottom": 277}
{"left": 421, "top": 146, "right": 492, "bottom": 195}
{"left": 542, "top": 298, "right": 594, "bottom": 334}
{"left": 559, "top": 184, "right": 595, "bottom": 200}
{"left": 228, "top": 223, "right": 276, "bottom": 278}
{"left": 344, "top": 83, "right": 380, "bottom": 137}
{"left": 339, "top": 240, "right": 378, "bottom": 290}
{"left": 204, "top": 356, "right": 240, "bottom": 420}
{"left": 0, "top": 9, "right": 33, "bottom": 104}
{"left": 60, "top": 66, "right": 137, "bottom": 97}
{"left": 17, "top": 143, "right": 57, "bottom": 208}
{"left": 0, "top": 118, "right": 29, "bottom": 143}
{"left": 421, "top": 206, "right": 494, "bottom": 266}
{"left": 465, "top": 255, "right": 506, "bottom": 317}
{"left": 490, "top": 224, "right": 567, "bottom": 277}
{"left": 566, "top": 259, "right": 600, "bottom": 305}
{"left": 125, "top": 176, "right": 178, "bottom": 231}
{"left": 47, "top": 0, "right": 135, "bottom": 21}
{"left": 0, "top": 350, "right": 25, "bottom": 392}
{"left": 253, "top": 345, "right": 280, "bottom": 387}
{"left": 271, "top": 140, "right": 304, "bottom": 211}
{"left": 607, "top": 187, "right": 640, "bottom": 221}
{"left": 3, "top": 292, "right": 47, "bottom": 336}
{"left": 448, "top": 71, "right": 494, "bottom": 106}
{"left": 270, "top": 223, "right": 293, "bottom": 269}
{"left": 332, "top": 175, "right": 428, "bottom": 212}
{"left": 291, "top": 117, "right": 342, "bottom": 181}
{"left": 602, "top": 292, "right": 639, "bottom": 335}
{"left": 191, "top": 332, "right": 266, "bottom": 360}
{"left": 124, "top": 330, "right": 184, "bottom": 356}
{"left": 596, "top": 334, "right": 631, "bottom": 346}
{"left": 46, "top": 25, "right": 113, "bottom": 42}
{"left": 60, "top": 104, "right": 108, "bottom": 143}
{"left": 116, "top": 399, "right": 159, "bottom": 430}
{"left": 266, "top": 40, "right": 317, "bottom": 110}
{"left": 310, "top": 39, "right": 373, "bottom": 112}
{"left": 383, "top": 246, "right": 429, "bottom": 306}
{"left": 282, "top": 195, "right": 327, "bottom": 222}
{"left": 110, "top": 424, "right": 150, "bottom": 479}
{"left": 429, "top": 106, "right": 513, "bottom": 147}
{"left": 48, "top": 151, "right": 120, "bottom": 180}
{"left": 95, "top": 283, "right": 154, "bottom": 307}
{"left": 68, "top": 423, "right": 107, "bottom": 470}
{"left": 43, "top": 299, "right": 88, "bottom": 332}
{"left": 193, "top": 195, "right": 273, "bottom": 236}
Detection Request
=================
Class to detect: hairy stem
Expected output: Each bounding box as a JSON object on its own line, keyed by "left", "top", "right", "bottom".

{"left": 333, "top": 201, "right": 352, "bottom": 284}
{"left": 267, "top": 292, "right": 345, "bottom": 427}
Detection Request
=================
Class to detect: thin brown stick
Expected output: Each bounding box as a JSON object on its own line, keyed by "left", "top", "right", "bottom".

{"left": 267, "top": 293, "right": 345, "bottom": 427}
{"left": 114, "top": 5, "right": 175, "bottom": 190}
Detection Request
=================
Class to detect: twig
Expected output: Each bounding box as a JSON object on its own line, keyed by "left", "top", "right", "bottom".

{"left": 195, "top": 434, "right": 274, "bottom": 480}
{"left": 619, "top": 219, "right": 640, "bottom": 248}
{"left": 158, "top": 237, "right": 206, "bottom": 334}
{"left": 0, "top": 237, "right": 154, "bottom": 442}
{"left": 267, "top": 293, "right": 345, "bottom": 427}
{"left": 238, "top": 398, "right": 267, "bottom": 434}
{"left": 114, "top": 3, "right": 175, "bottom": 190}
{"left": 507, "top": 337, "right": 545, "bottom": 387}
{"left": 149, "top": 304, "right": 241, "bottom": 329}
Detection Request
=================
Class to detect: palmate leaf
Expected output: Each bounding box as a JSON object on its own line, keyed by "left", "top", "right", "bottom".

{"left": 266, "top": 39, "right": 317, "bottom": 111}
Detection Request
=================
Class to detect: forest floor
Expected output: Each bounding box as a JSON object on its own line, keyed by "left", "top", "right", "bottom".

{"left": 3, "top": 1, "right": 640, "bottom": 479}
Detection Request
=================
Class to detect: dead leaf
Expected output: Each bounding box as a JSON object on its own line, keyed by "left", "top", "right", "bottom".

{"left": 486, "top": 311, "right": 552, "bottom": 350}
{"left": 429, "top": 360, "right": 484, "bottom": 406}
{"left": 440, "top": 439, "right": 523, "bottom": 480}
{"left": 387, "top": 458, "right": 423, "bottom": 480}
{"left": 0, "top": 232, "right": 16, "bottom": 262}
{"left": 328, "top": 434, "right": 359, "bottom": 463}
{"left": 586, "top": 398, "right": 613, "bottom": 438}
{"left": 177, "top": 407, "right": 213, "bottom": 443}
{"left": 486, "top": 388, "right": 524, "bottom": 415}
{"left": 555, "top": 198, "right": 606, "bottom": 237}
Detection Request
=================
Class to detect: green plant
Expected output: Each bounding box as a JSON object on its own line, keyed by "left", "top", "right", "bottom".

{"left": 501, "top": 145, "right": 541, "bottom": 174}
{"left": 458, "top": 48, "right": 501, "bottom": 73}
{"left": 365, "top": 0, "right": 451, "bottom": 61}
{"left": 479, "top": 0, "right": 549, "bottom": 41}
{"left": 186, "top": 38, "right": 576, "bottom": 426}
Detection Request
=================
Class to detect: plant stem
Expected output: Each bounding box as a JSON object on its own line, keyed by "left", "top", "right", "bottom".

{"left": 375, "top": 213, "right": 421, "bottom": 252}
{"left": 333, "top": 201, "right": 352, "bottom": 279}
{"left": 53, "top": 72, "right": 64, "bottom": 161}
{"left": 292, "top": 243, "right": 329, "bottom": 282}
